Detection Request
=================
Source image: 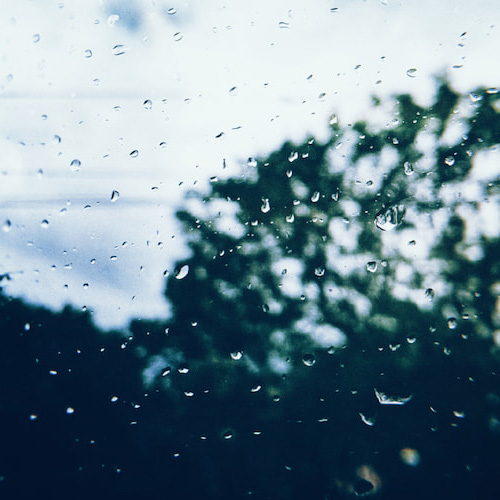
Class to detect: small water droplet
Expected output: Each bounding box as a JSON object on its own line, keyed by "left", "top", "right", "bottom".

{"left": 184, "top": 391, "right": 194, "bottom": 397}
{"left": 52, "top": 134, "right": 61, "bottom": 144}
{"left": 70, "top": 159, "right": 81, "bottom": 171}
{"left": 66, "top": 407, "right": 75, "bottom": 414}
{"left": 366, "top": 261, "right": 377, "bottom": 273}
{"left": 453, "top": 410, "right": 465, "bottom": 418}
{"left": 278, "top": 21, "right": 290, "bottom": 29}
{"left": 32, "top": 33, "right": 40, "bottom": 43}
{"left": 230, "top": 351, "right": 243, "bottom": 360}
{"left": 111, "top": 396, "right": 119, "bottom": 402}
{"left": 285, "top": 214, "right": 294, "bottom": 223}
{"left": 161, "top": 367, "right": 171, "bottom": 377}
{"left": 288, "top": 151, "right": 299, "bottom": 162}
{"left": 447, "top": 317, "right": 457, "bottom": 329}
{"left": 175, "top": 264, "right": 189, "bottom": 280}
{"left": 444, "top": 156, "right": 455, "bottom": 166}
{"left": 400, "top": 448, "right": 420, "bottom": 466}
{"left": 112, "top": 44, "right": 128, "bottom": 56}
{"left": 286, "top": 169, "right": 293, "bottom": 178}
{"left": 374, "top": 205, "right": 405, "bottom": 231}
{"left": 84, "top": 49, "right": 92, "bottom": 58}
{"left": 374, "top": 388, "right": 412, "bottom": 405}
{"left": 310, "top": 191, "right": 320, "bottom": 203}
{"left": 302, "top": 353, "right": 316, "bottom": 367}
{"left": 251, "top": 385, "right": 262, "bottom": 393}
{"left": 314, "top": 267, "right": 325, "bottom": 277}
{"left": 261, "top": 198, "right": 270, "bottom": 213}
{"left": 425, "top": 288, "right": 435, "bottom": 301}
{"left": 223, "top": 431, "right": 233, "bottom": 440}
{"left": 110, "top": 190, "right": 120, "bottom": 202}
{"left": 247, "top": 157, "right": 257, "bottom": 167}
{"left": 29, "top": 414, "right": 38, "bottom": 421}
{"left": 129, "top": 150, "right": 139, "bottom": 158}
{"left": 178, "top": 365, "right": 190, "bottom": 374}
{"left": 229, "top": 86, "right": 237, "bottom": 95}
{"left": 403, "top": 161, "right": 414, "bottom": 175}
{"left": 159, "top": 141, "right": 167, "bottom": 148}
{"left": 143, "top": 99, "right": 152, "bottom": 109}
{"left": 406, "top": 68, "right": 417, "bottom": 78}
{"left": 108, "top": 14, "right": 119, "bottom": 26}
{"left": 2, "top": 220, "right": 12, "bottom": 232}
{"left": 329, "top": 114, "right": 338, "bottom": 125}
{"left": 40, "top": 219, "right": 49, "bottom": 228}
{"left": 173, "top": 32, "right": 183, "bottom": 41}
{"left": 359, "top": 413, "right": 375, "bottom": 426}
{"left": 167, "top": 7, "right": 177, "bottom": 15}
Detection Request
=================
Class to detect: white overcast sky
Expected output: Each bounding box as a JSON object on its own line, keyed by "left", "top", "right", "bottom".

{"left": 0, "top": 0, "right": 499, "bottom": 329}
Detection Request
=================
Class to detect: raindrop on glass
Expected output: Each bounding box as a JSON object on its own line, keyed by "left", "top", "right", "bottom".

{"left": 314, "top": 267, "right": 325, "bottom": 277}
{"left": 230, "top": 351, "right": 243, "bottom": 360}
{"left": 424, "top": 288, "right": 435, "bottom": 301}
{"left": 229, "top": 86, "right": 237, "bottom": 96}
{"left": 302, "top": 354, "right": 316, "bottom": 367}
{"left": 32, "top": 34, "right": 40, "bottom": 43}
{"left": 288, "top": 151, "right": 299, "bottom": 163}
{"left": 84, "top": 49, "right": 92, "bottom": 58}
{"left": 403, "top": 161, "right": 414, "bottom": 175}
{"left": 310, "top": 191, "right": 320, "bottom": 203}
{"left": 406, "top": 68, "right": 417, "bottom": 78}
{"left": 247, "top": 157, "right": 257, "bottom": 167}
{"left": 112, "top": 44, "right": 128, "bottom": 56}
{"left": 129, "top": 150, "right": 139, "bottom": 158}
{"left": 70, "top": 159, "right": 81, "bottom": 171}
{"left": 374, "top": 204, "right": 405, "bottom": 231}
{"left": 173, "top": 32, "right": 183, "bottom": 41}
{"left": 40, "top": 219, "right": 49, "bottom": 228}
{"left": 52, "top": 134, "right": 61, "bottom": 144}
{"left": 260, "top": 198, "right": 270, "bottom": 213}
{"left": 110, "top": 190, "right": 120, "bottom": 202}
{"left": 175, "top": 264, "right": 189, "bottom": 280}
{"left": 444, "top": 156, "right": 455, "bottom": 166}
{"left": 167, "top": 7, "right": 177, "bottom": 15}
{"left": 366, "top": 261, "right": 377, "bottom": 273}
{"left": 66, "top": 407, "right": 75, "bottom": 414}
{"left": 447, "top": 317, "right": 457, "bottom": 329}
{"left": 2, "top": 220, "right": 12, "bottom": 232}
{"left": 143, "top": 99, "right": 152, "bottom": 109}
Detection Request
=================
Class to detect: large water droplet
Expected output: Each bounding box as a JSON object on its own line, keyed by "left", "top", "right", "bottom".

{"left": 260, "top": 198, "right": 270, "bottom": 213}
{"left": 175, "top": 264, "right": 189, "bottom": 280}
{"left": 403, "top": 161, "right": 414, "bottom": 175}
{"left": 302, "top": 353, "right": 316, "bottom": 367}
{"left": 374, "top": 205, "right": 405, "bottom": 231}
{"left": 112, "top": 44, "right": 128, "bottom": 56}
{"left": 444, "top": 156, "right": 455, "bottom": 166}
{"left": 70, "top": 159, "right": 81, "bottom": 171}
{"left": 110, "top": 190, "right": 120, "bottom": 202}
{"left": 374, "top": 388, "right": 412, "bottom": 405}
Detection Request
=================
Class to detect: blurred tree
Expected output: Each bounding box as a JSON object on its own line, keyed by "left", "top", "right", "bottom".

{"left": 132, "top": 79, "right": 500, "bottom": 498}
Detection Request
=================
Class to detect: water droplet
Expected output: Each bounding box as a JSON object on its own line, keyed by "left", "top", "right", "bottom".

{"left": 288, "top": 151, "right": 299, "bottom": 163}
{"left": 112, "top": 44, "right": 128, "bottom": 56}
{"left": 29, "top": 414, "right": 38, "bottom": 421}
{"left": 159, "top": 141, "right": 167, "bottom": 148}
{"left": 310, "top": 191, "right": 320, "bottom": 203}
{"left": 230, "top": 351, "right": 243, "bottom": 360}
{"left": 286, "top": 169, "right": 293, "bottom": 178}
{"left": 2, "top": 220, "right": 12, "bottom": 232}
{"left": 184, "top": 391, "right": 194, "bottom": 397}
{"left": 374, "top": 205, "right": 405, "bottom": 231}
{"left": 366, "top": 261, "right": 377, "bottom": 273}
{"left": 302, "top": 354, "right": 316, "bottom": 367}
{"left": 66, "top": 407, "right": 75, "bottom": 414}
{"left": 129, "top": 150, "right": 139, "bottom": 158}
{"left": 178, "top": 365, "right": 190, "bottom": 374}
{"left": 70, "top": 159, "right": 81, "bottom": 171}
{"left": 285, "top": 214, "right": 294, "bottom": 223}
{"left": 108, "top": 14, "right": 120, "bottom": 26}
{"left": 40, "top": 219, "right": 49, "bottom": 228}
{"left": 403, "top": 161, "right": 414, "bottom": 175}
{"left": 374, "top": 388, "right": 412, "bottom": 405}
{"left": 453, "top": 410, "right": 465, "bottom": 418}
{"left": 167, "top": 7, "right": 177, "bottom": 15}
{"left": 278, "top": 21, "right": 290, "bottom": 29}
{"left": 229, "top": 86, "right": 237, "bottom": 96}
{"left": 32, "top": 33, "right": 40, "bottom": 43}
{"left": 424, "top": 288, "right": 435, "bottom": 301}
{"left": 447, "top": 317, "right": 457, "bottom": 329}
{"left": 359, "top": 413, "right": 375, "bottom": 426}
{"left": 175, "top": 264, "right": 189, "bottom": 280}
{"left": 52, "top": 134, "right": 61, "bottom": 144}
{"left": 84, "top": 49, "right": 92, "bottom": 58}
{"left": 173, "top": 32, "right": 183, "bottom": 41}
{"left": 314, "top": 267, "right": 325, "bottom": 277}
{"left": 444, "top": 156, "right": 455, "bottom": 166}
{"left": 400, "top": 448, "right": 420, "bottom": 466}
{"left": 223, "top": 431, "right": 233, "bottom": 440}
{"left": 143, "top": 99, "right": 152, "bottom": 109}
{"left": 247, "top": 157, "right": 257, "bottom": 167}
{"left": 260, "top": 198, "right": 270, "bottom": 213}
{"left": 406, "top": 68, "right": 417, "bottom": 78}
{"left": 110, "top": 190, "right": 120, "bottom": 202}
{"left": 329, "top": 114, "right": 338, "bottom": 125}
{"left": 250, "top": 385, "right": 262, "bottom": 393}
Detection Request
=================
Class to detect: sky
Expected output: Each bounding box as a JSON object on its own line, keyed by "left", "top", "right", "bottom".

{"left": 0, "top": 0, "right": 499, "bottom": 330}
